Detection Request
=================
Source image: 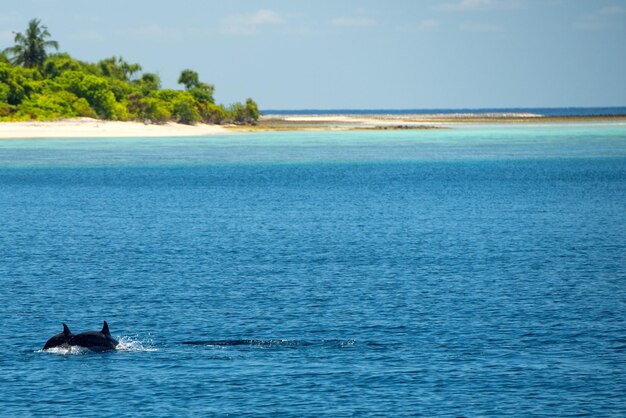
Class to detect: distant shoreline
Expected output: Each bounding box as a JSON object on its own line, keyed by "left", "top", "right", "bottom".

{"left": 1, "top": 114, "right": 625, "bottom": 139}
{"left": 263, "top": 106, "right": 626, "bottom": 117}
{"left": 232, "top": 113, "right": 626, "bottom": 132}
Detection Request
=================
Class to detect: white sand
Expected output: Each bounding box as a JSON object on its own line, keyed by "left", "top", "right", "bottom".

{"left": 0, "top": 118, "right": 230, "bottom": 139}
{"left": 263, "top": 113, "right": 543, "bottom": 126}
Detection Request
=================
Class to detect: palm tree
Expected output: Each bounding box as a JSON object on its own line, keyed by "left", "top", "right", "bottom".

{"left": 3, "top": 19, "right": 59, "bottom": 68}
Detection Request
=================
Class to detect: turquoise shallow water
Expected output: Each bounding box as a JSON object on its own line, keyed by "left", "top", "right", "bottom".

{"left": 1, "top": 123, "right": 625, "bottom": 167}
{"left": 1, "top": 124, "right": 625, "bottom": 416}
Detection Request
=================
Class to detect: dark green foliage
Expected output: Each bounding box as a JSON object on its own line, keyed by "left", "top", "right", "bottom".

{"left": 56, "top": 71, "right": 116, "bottom": 118}
{"left": 98, "top": 56, "right": 142, "bottom": 82}
{"left": 228, "top": 102, "right": 246, "bottom": 123}
{"left": 0, "top": 82, "right": 9, "bottom": 102}
{"left": 172, "top": 93, "right": 200, "bottom": 124}
{"left": 108, "top": 78, "right": 135, "bottom": 101}
{"left": 189, "top": 83, "right": 215, "bottom": 104}
{"left": 119, "top": 59, "right": 142, "bottom": 81}
{"left": 178, "top": 70, "right": 215, "bottom": 104}
{"left": 227, "top": 98, "right": 260, "bottom": 124}
{"left": 17, "top": 91, "right": 76, "bottom": 119}
{"left": 198, "top": 102, "right": 227, "bottom": 124}
{"left": 245, "top": 98, "right": 260, "bottom": 122}
{"left": 0, "top": 102, "right": 11, "bottom": 117}
{"left": 155, "top": 89, "right": 180, "bottom": 102}
{"left": 3, "top": 19, "right": 58, "bottom": 68}
{"left": 0, "top": 63, "right": 41, "bottom": 105}
{"left": 178, "top": 69, "right": 200, "bottom": 90}
{"left": 0, "top": 19, "right": 259, "bottom": 124}
{"left": 139, "top": 73, "right": 161, "bottom": 95}
{"left": 72, "top": 97, "right": 97, "bottom": 118}
{"left": 42, "top": 54, "right": 82, "bottom": 78}
{"left": 5, "top": 79, "right": 26, "bottom": 106}
{"left": 141, "top": 97, "right": 171, "bottom": 123}
{"left": 0, "top": 64, "right": 9, "bottom": 83}
{"left": 98, "top": 57, "right": 124, "bottom": 80}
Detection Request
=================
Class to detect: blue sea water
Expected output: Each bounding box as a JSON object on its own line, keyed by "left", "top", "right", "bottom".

{"left": 0, "top": 124, "right": 625, "bottom": 416}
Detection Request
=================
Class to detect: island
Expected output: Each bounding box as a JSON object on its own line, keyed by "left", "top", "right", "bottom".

{"left": 1, "top": 19, "right": 624, "bottom": 139}
{"left": 0, "top": 19, "right": 259, "bottom": 127}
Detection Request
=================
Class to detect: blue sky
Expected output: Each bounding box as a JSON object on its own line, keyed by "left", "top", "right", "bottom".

{"left": 1, "top": 0, "right": 625, "bottom": 109}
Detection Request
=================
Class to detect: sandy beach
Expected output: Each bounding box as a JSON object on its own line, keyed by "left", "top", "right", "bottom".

{"left": 1, "top": 114, "right": 625, "bottom": 139}
{"left": 0, "top": 118, "right": 230, "bottom": 139}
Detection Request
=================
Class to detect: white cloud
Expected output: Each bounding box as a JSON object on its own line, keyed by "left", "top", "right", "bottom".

{"left": 574, "top": 5, "right": 626, "bottom": 30}
{"left": 437, "top": 0, "right": 523, "bottom": 12}
{"left": 71, "top": 30, "right": 105, "bottom": 42}
{"left": 248, "top": 9, "right": 282, "bottom": 25}
{"left": 574, "top": 15, "right": 607, "bottom": 30}
{"left": 117, "top": 24, "right": 178, "bottom": 41}
{"left": 72, "top": 14, "right": 100, "bottom": 23}
{"left": 419, "top": 19, "right": 440, "bottom": 31}
{"left": 439, "top": 0, "right": 494, "bottom": 11}
{"left": 331, "top": 17, "right": 377, "bottom": 28}
{"left": 460, "top": 22, "right": 503, "bottom": 32}
{"left": 0, "top": 13, "right": 20, "bottom": 24}
{"left": 398, "top": 19, "right": 440, "bottom": 32}
{"left": 220, "top": 10, "right": 283, "bottom": 34}
{"left": 599, "top": 5, "right": 626, "bottom": 15}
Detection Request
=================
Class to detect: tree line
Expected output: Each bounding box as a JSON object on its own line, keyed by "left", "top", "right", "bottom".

{"left": 0, "top": 19, "right": 259, "bottom": 124}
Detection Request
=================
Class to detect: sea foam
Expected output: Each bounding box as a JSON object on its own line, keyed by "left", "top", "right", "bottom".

{"left": 38, "top": 336, "right": 158, "bottom": 354}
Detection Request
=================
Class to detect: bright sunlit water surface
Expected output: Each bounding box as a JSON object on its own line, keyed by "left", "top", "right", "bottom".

{"left": 1, "top": 124, "right": 625, "bottom": 416}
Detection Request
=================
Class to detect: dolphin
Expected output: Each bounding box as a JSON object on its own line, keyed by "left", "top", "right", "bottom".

{"left": 68, "top": 321, "right": 119, "bottom": 351}
{"left": 43, "top": 323, "right": 74, "bottom": 350}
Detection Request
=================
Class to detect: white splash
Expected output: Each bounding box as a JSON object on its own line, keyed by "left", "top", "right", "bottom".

{"left": 39, "top": 345, "right": 90, "bottom": 355}
{"left": 115, "top": 335, "right": 158, "bottom": 352}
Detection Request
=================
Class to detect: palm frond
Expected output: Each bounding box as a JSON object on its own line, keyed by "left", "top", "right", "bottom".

{"left": 4, "top": 18, "right": 59, "bottom": 68}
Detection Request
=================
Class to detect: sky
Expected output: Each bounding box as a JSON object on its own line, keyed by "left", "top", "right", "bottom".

{"left": 1, "top": 0, "right": 625, "bottom": 109}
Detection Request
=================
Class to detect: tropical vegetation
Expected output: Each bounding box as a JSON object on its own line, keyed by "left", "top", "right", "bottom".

{"left": 0, "top": 19, "right": 259, "bottom": 124}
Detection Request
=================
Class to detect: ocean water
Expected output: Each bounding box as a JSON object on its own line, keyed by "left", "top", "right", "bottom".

{"left": 0, "top": 124, "right": 625, "bottom": 416}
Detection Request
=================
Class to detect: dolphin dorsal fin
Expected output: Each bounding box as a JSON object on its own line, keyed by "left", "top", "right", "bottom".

{"left": 101, "top": 321, "right": 111, "bottom": 336}
{"left": 63, "top": 323, "right": 71, "bottom": 335}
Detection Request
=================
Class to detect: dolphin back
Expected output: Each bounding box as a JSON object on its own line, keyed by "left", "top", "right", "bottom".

{"left": 68, "top": 321, "right": 119, "bottom": 351}
{"left": 43, "top": 323, "right": 73, "bottom": 350}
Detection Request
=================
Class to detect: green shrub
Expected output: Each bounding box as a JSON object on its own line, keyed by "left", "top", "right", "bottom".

{"left": 111, "top": 102, "right": 130, "bottom": 121}
{"left": 0, "top": 63, "right": 10, "bottom": 83}
{"left": 5, "top": 78, "right": 27, "bottom": 105}
{"left": 142, "top": 97, "right": 171, "bottom": 123}
{"left": 15, "top": 93, "right": 73, "bottom": 119}
{"left": 171, "top": 93, "right": 200, "bottom": 124}
{"left": 189, "top": 83, "right": 215, "bottom": 104}
{"left": 245, "top": 98, "right": 259, "bottom": 122}
{"left": 72, "top": 97, "right": 97, "bottom": 118}
{"left": 227, "top": 99, "right": 259, "bottom": 124}
{"left": 138, "top": 73, "right": 161, "bottom": 95}
{"left": 178, "top": 69, "right": 200, "bottom": 90}
{"left": 0, "top": 82, "right": 9, "bottom": 103}
{"left": 0, "top": 65, "right": 41, "bottom": 105}
{"left": 199, "top": 102, "right": 227, "bottom": 124}
{"left": 109, "top": 78, "right": 136, "bottom": 101}
{"left": 57, "top": 71, "right": 117, "bottom": 118}
{"left": 0, "top": 102, "right": 12, "bottom": 117}
{"left": 155, "top": 89, "right": 181, "bottom": 102}
{"left": 43, "top": 54, "right": 82, "bottom": 78}
{"left": 227, "top": 102, "right": 245, "bottom": 123}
